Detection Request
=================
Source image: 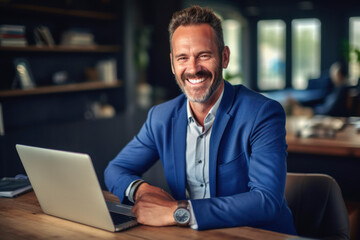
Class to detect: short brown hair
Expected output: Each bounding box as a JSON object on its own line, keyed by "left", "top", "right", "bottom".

{"left": 168, "top": 5, "right": 224, "bottom": 54}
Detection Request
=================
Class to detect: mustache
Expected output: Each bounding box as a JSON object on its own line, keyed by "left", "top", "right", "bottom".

{"left": 181, "top": 70, "right": 212, "bottom": 81}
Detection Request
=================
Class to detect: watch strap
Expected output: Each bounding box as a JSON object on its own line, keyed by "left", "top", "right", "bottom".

{"left": 177, "top": 200, "right": 189, "bottom": 209}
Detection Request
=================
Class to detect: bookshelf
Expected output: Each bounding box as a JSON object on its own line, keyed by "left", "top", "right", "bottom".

{"left": 9, "top": 4, "right": 118, "bottom": 20}
{"left": 0, "top": 81, "right": 123, "bottom": 98}
{"left": 0, "top": 1, "right": 123, "bottom": 95}
{"left": 0, "top": 45, "right": 121, "bottom": 53}
{"left": 0, "top": 0, "right": 126, "bottom": 171}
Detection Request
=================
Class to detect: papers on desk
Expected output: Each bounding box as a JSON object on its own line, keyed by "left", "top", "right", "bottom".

{"left": 0, "top": 177, "right": 32, "bottom": 198}
{"left": 348, "top": 117, "right": 360, "bottom": 133}
{"left": 288, "top": 116, "right": 346, "bottom": 138}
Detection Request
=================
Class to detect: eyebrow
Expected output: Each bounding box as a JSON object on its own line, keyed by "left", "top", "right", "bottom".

{"left": 174, "top": 53, "right": 188, "bottom": 58}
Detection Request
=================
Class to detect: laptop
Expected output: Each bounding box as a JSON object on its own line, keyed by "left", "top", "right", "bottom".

{"left": 15, "top": 144, "right": 138, "bottom": 232}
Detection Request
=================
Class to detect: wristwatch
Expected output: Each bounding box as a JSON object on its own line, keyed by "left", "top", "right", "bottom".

{"left": 173, "top": 200, "right": 190, "bottom": 226}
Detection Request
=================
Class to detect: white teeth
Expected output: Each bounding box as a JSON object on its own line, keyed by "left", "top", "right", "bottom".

{"left": 187, "top": 78, "right": 205, "bottom": 84}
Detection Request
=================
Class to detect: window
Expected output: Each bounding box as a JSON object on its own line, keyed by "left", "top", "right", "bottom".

{"left": 349, "top": 17, "right": 360, "bottom": 85}
{"left": 292, "top": 19, "right": 321, "bottom": 89}
{"left": 257, "top": 20, "right": 286, "bottom": 90}
{"left": 223, "top": 19, "right": 242, "bottom": 85}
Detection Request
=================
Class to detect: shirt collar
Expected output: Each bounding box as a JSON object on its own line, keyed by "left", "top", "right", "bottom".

{"left": 187, "top": 87, "right": 224, "bottom": 125}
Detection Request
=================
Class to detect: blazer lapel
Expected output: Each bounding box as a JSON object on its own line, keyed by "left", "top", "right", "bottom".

{"left": 209, "top": 81, "right": 234, "bottom": 197}
{"left": 171, "top": 100, "right": 188, "bottom": 200}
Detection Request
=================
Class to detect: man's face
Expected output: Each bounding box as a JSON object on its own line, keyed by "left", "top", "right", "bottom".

{"left": 170, "top": 24, "right": 229, "bottom": 103}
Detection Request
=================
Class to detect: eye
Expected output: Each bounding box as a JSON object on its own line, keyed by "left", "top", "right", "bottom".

{"left": 177, "top": 56, "right": 187, "bottom": 62}
{"left": 199, "top": 54, "right": 210, "bottom": 60}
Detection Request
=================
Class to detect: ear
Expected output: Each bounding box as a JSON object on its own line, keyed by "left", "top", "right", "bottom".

{"left": 170, "top": 52, "right": 175, "bottom": 74}
{"left": 222, "top": 46, "right": 230, "bottom": 69}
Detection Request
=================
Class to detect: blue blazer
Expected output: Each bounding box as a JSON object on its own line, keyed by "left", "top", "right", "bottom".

{"left": 105, "top": 81, "right": 296, "bottom": 234}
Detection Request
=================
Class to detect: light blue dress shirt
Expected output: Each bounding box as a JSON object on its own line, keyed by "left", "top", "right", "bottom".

{"left": 186, "top": 89, "right": 223, "bottom": 228}
{"left": 126, "top": 88, "right": 224, "bottom": 229}
{"left": 185, "top": 89, "right": 224, "bottom": 199}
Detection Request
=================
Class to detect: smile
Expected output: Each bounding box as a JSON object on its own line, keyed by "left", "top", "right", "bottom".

{"left": 186, "top": 78, "right": 206, "bottom": 84}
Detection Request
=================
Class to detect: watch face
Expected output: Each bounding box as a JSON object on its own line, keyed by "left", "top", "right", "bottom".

{"left": 174, "top": 208, "right": 190, "bottom": 224}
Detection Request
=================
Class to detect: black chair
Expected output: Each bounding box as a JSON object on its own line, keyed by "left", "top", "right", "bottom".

{"left": 285, "top": 173, "right": 350, "bottom": 240}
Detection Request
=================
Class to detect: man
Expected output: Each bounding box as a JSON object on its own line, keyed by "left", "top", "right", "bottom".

{"left": 313, "top": 61, "right": 349, "bottom": 116}
{"left": 105, "top": 5, "right": 296, "bottom": 234}
{"left": 289, "top": 61, "right": 350, "bottom": 117}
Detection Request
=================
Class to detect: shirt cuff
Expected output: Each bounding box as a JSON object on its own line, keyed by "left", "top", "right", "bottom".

{"left": 188, "top": 200, "right": 198, "bottom": 229}
{"left": 125, "top": 179, "right": 143, "bottom": 203}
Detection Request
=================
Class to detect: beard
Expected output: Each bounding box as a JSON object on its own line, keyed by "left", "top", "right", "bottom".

{"left": 174, "top": 63, "right": 223, "bottom": 103}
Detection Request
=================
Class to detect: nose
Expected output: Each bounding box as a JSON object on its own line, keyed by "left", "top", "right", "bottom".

{"left": 187, "top": 57, "right": 201, "bottom": 75}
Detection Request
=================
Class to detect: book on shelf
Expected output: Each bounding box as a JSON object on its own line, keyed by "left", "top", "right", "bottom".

{"left": 0, "top": 177, "right": 32, "bottom": 198}
{"left": 96, "top": 58, "right": 117, "bottom": 84}
{"left": 0, "top": 38, "right": 27, "bottom": 46}
{"left": 60, "top": 28, "right": 95, "bottom": 46}
{"left": 0, "top": 24, "right": 28, "bottom": 47}
{"left": 34, "top": 25, "right": 55, "bottom": 46}
{"left": 0, "top": 33, "right": 25, "bottom": 38}
{"left": 0, "top": 24, "right": 25, "bottom": 34}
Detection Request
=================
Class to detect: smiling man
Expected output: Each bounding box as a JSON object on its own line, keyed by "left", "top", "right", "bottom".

{"left": 171, "top": 23, "right": 228, "bottom": 126}
{"left": 105, "top": 5, "right": 296, "bottom": 235}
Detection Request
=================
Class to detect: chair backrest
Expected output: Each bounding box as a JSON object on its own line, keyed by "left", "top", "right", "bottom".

{"left": 285, "top": 173, "right": 350, "bottom": 240}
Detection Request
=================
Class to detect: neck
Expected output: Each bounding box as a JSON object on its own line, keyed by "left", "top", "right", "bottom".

{"left": 189, "top": 81, "right": 224, "bottom": 128}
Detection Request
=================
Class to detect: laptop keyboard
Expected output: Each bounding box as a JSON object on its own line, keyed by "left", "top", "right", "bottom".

{"left": 110, "top": 211, "right": 136, "bottom": 225}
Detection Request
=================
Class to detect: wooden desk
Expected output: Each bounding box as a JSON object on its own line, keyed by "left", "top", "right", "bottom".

{"left": 0, "top": 191, "right": 302, "bottom": 240}
{"left": 285, "top": 117, "right": 360, "bottom": 202}
{"left": 286, "top": 117, "right": 360, "bottom": 157}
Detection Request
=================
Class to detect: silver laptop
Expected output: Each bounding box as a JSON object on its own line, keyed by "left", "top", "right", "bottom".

{"left": 16, "top": 144, "right": 137, "bottom": 232}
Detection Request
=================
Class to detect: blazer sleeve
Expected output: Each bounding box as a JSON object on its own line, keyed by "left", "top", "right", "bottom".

{"left": 190, "top": 100, "right": 291, "bottom": 231}
{"left": 104, "top": 107, "right": 160, "bottom": 203}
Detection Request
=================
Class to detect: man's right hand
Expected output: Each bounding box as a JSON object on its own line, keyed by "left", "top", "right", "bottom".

{"left": 134, "top": 183, "right": 174, "bottom": 201}
{"left": 132, "top": 183, "right": 178, "bottom": 226}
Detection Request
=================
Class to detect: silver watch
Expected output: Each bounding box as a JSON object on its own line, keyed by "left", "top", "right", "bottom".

{"left": 174, "top": 200, "right": 190, "bottom": 226}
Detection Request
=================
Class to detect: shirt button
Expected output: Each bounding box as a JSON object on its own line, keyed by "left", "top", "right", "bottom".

{"left": 198, "top": 160, "right": 202, "bottom": 164}
{"left": 200, "top": 184, "right": 204, "bottom": 187}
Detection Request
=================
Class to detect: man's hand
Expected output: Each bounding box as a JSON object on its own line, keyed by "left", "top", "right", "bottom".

{"left": 131, "top": 183, "right": 178, "bottom": 226}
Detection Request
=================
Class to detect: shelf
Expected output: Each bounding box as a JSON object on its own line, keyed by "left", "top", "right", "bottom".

{"left": 11, "top": 4, "right": 117, "bottom": 20}
{"left": 0, "top": 45, "right": 121, "bottom": 53}
{"left": 0, "top": 81, "right": 122, "bottom": 98}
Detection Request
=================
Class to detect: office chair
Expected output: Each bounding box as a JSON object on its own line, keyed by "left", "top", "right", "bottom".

{"left": 285, "top": 173, "right": 350, "bottom": 240}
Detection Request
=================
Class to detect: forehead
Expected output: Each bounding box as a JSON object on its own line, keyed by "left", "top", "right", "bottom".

{"left": 171, "top": 24, "right": 218, "bottom": 53}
